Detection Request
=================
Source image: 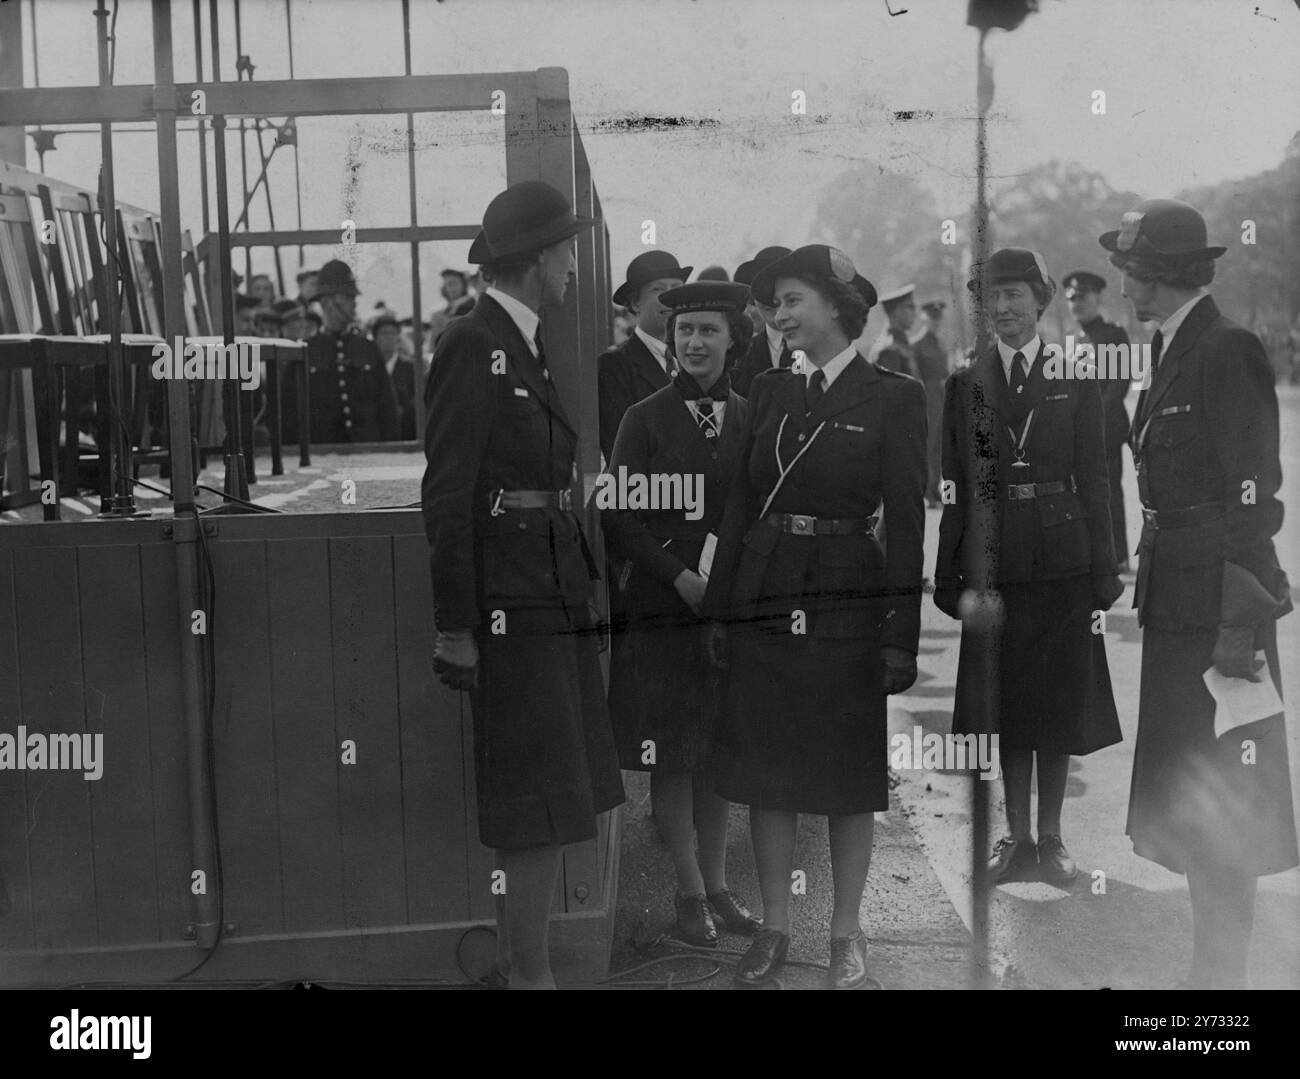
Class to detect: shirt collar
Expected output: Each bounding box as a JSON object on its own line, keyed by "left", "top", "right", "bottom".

{"left": 765, "top": 322, "right": 784, "bottom": 362}
{"left": 997, "top": 334, "right": 1042, "bottom": 380}
{"left": 802, "top": 343, "right": 858, "bottom": 389}
{"left": 485, "top": 287, "right": 540, "bottom": 356}
{"left": 1158, "top": 290, "right": 1208, "bottom": 351}
{"left": 633, "top": 325, "right": 670, "bottom": 372}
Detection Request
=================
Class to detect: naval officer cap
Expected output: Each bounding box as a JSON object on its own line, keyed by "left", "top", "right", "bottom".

{"left": 1099, "top": 198, "right": 1227, "bottom": 261}
{"left": 612, "top": 250, "right": 693, "bottom": 306}
{"left": 879, "top": 283, "right": 916, "bottom": 309}
{"left": 733, "top": 245, "right": 793, "bottom": 288}
{"left": 657, "top": 281, "right": 752, "bottom": 316}
{"left": 468, "top": 181, "right": 595, "bottom": 265}
{"left": 1063, "top": 270, "right": 1108, "bottom": 298}
{"left": 749, "top": 244, "right": 878, "bottom": 309}
{"left": 968, "top": 247, "right": 1054, "bottom": 292}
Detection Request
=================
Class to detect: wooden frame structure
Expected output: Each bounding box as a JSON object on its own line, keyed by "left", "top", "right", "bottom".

{"left": 0, "top": 0, "right": 617, "bottom": 987}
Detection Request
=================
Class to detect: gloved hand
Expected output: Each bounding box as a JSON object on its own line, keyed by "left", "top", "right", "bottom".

{"left": 1092, "top": 573, "right": 1124, "bottom": 611}
{"left": 934, "top": 587, "right": 963, "bottom": 620}
{"left": 705, "top": 622, "right": 729, "bottom": 669}
{"left": 1211, "top": 624, "right": 1264, "bottom": 683}
{"left": 433, "top": 629, "right": 479, "bottom": 690}
{"left": 882, "top": 645, "right": 917, "bottom": 695}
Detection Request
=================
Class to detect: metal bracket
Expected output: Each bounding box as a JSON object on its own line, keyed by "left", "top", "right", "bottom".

{"left": 163, "top": 518, "right": 217, "bottom": 542}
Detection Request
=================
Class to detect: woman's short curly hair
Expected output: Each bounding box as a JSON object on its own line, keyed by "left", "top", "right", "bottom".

{"left": 786, "top": 274, "right": 872, "bottom": 340}
{"left": 1108, "top": 252, "right": 1216, "bottom": 289}
{"left": 665, "top": 306, "right": 753, "bottom": 368}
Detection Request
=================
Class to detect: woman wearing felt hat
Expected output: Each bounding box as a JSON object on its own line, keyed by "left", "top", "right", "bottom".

{"left": 601, "top": 280, "right": 761, "bottom": 948}
{"left": 934, "top": 247, "right": 1123, "bottom": 891}
{"left": 701, "top": 245, "right": 928, "bottom": 988}
{"left": 422, "top": 180, "right": 625, "bottom": 990}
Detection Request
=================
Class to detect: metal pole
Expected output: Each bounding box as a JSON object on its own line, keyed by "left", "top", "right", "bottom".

{"left": 285, "top": 0, "right": 304, "bottom": 269}
{"left": 233, "top": 0, "right": 252, "bottom": 288}
{"left": 193, "top": 0, "right": 210, "bottom": 236}
{"left": 152, "top": 0, "right": 221, "bottom": 952}
{"left": 93, "top": 0, "right": 137, "bottom": 516}
{"left": 402, "top": 0, "right": 425, "bottom": 435}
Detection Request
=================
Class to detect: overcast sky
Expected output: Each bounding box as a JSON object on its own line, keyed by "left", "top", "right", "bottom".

{"left": 14, "top": 0, "right": 1300, "bottom": 315}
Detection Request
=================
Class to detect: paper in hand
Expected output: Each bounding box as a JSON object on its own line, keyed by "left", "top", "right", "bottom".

{"left": 1203, "top": 652, "right": 1284, "bottom": 740}
{"left": 698, "top": 532, "right": 717, "bottom": 579}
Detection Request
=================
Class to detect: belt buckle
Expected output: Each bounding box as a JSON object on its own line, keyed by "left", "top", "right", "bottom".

{"left": 558, "top": 488, "right": 573, "bottom": 511}
{"left": 788, "top": 513, "right": 815, "bottom": 536}
{"left": 1011, "top": 483, "right": 1035, "bottom": 500}
{"left": 1141, "top": 506, "right": 1158, "bottom": 526}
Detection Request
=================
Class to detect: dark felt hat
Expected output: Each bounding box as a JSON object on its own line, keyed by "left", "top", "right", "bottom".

{"left": 734, "top": 245, "right": 793, "bottom": 288}
{"left": 368, "top": 312, "right": 400, "bottom": 334}
{"left": 921, "top": 300, "right": 947, "bottom": 315}
{"left": 968, "top": 247, "right": 1053, "bottom": 292}
{"left": 612, "top": 250, "right": 693, "bottom": 306}
{"left": 272, "top": 298, "right": 305, "bottom": 319}
{"left": 1063, "top": 270, "right": 1107, "bottom": 297}
{"left": 749, "top": 244, "right": 877, "bottom": 309}
{"left": 235, "top": 293, "right": 264, "bottom": 311}
{"left": 315, "top": 259, "right": 360, "bottom": 298}
{"left": 468, "top": 181, "right": 594, "bottom": 264}
{"left": 295, "top": 268, "right": 318, "bottom": 285}
{"left": 658, "top": 281, "right": 752, "bottom": 316}
{"left": 695, "top": 265, "right": 731, "bottom": 282}
{"left": 1099, "top": 198, "right": 1226, "bottom": 260}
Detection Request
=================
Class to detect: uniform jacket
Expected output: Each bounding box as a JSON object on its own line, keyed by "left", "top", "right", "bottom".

{"left": 935, "top": 341, "right": 1117, "bottom": 590}
{"left": 598, "top": 332, "right": 672, "bottom": 463}
{"left": 702, "top": 356, "right": 927, "bottom": 650}
{"left": 1079, "top": 315, "right": 1132, "bottom": 455}
{"left": 421, "top": 294, "right": 594, "bottom": 631}
{"left": 731, "top": 330, "right": 793, "bottom": 398}
{"left": 390, "top": 355, "right": 418, "bottom": 440}
{"left": 283, "top": 326, "right": 399, "bottom": 444}
{"left": 601, "top": 383, "right": 750, "bottom": 622}
{"left": 1129, "top": 295, "right": 1288, "bottom": 630}
{"left": 912, "top": 329, "right": 949, "bottom": 385}
{"left": 871, "top": 328, "right": 919, "bottom": 379}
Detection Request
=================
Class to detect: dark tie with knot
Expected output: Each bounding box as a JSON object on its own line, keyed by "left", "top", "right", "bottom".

{"left": 695, "top": 398, "right": 715, "bottom": 433}
{"left": 805, "top": 368, "right": 826, "bottom": 412}
{"left": 1009, "top": 350, "right": 1029, "bottom": 396}
{"left": 1149, "top": 330, "right": 1164, "bottom": 379}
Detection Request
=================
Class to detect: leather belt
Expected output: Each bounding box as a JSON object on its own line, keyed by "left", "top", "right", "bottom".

{"left": 1140, "top": 499, "right": 1225, "bottom": 530}
{"left": 1006, "top": 478, "right": 1075, "bottom": 501}
{"left": 766, "top": 512, "right": 877, "bottom": 536}
{"left": 489, "top": 488, "right": 573, "bottom": 515}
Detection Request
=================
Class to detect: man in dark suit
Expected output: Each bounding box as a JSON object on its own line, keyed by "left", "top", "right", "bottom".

{"left": 370, "top": 311, "right": 417, "bottom": 440}
{"left": 1104, "top": 198, "right": 1296, "bottom": 988}
{"left": 731, "top": 245, "right": 794, "bottom": 397}
{"left": 914, "top": 300, "right": 950, "bottom": 505}
{"left": 870, "top": 284, "right": 921, "bottom": 379}
{"left": 597, "top": 250, "right": 691, "bottom": 463}
{"left": 281, "top": 260, "right": 399, "bottom": 445}
{"left": 1066, "top": 270, "right": 1133, "bottom": 569}
{"left": 422, "top": 181, "right": 624, "bottom": 990}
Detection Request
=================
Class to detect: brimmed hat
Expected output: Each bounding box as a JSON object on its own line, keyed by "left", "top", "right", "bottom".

{"left": 1063, "top": 270, "right": 1107, "bottom": 297}
{"left": 734, "top": 245, "right": 792, "bottom": 288}
{"left": 879, "top": 283, "right": 916, "bottom": 308}
{"left": 468, "top": 181, "right": 594, "bottom": 264}
{"left": 612, "top": 250, "right": 693, "bottom": 306}
{"left": 749, "top": 244, "right": 877, "bottom": 309}
{"left": 235, "top": 293, "right": 264, "bottom": 311}
{"left": 295, "top": 268, "right": 318, "bottom": 285}
{"left": 1099, "top": 199, "right": 1226, "bottom": 261}
{"left": 315, "top": 259, "right": 360, "bottom": 298}
{"left": 658, "top": 281, "right": 751, "bottom": 316}
{"left": 272, "top": 298, "right": 305, "bottom": 319}
{"left": 369, "top": 312, "right": 400, "bottom": 334}
{"left": 968, "top": 248, "right": 1053, "bottom": 292}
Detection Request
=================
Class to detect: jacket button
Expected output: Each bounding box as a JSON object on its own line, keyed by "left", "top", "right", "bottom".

{"left": 797, "top": 432, "right": 806, "bottom": 442}
{"left": 344, "top": 419, "right": 352, "bottom": 428}
{"left": 341, "top": 393, "right": 349, "bottom": 402}
{"left": 517, "top": 522, "right": 527, "bottom": 530}
{"left": 711, "top": 452, "right": 718, "bottom": 461}
{"left": 342, "top": 405, "right": 351, "bottom": 415}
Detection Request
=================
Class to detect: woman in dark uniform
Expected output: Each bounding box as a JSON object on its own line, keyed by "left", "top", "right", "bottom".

{"left": 934, "top": 248, "right": 1124, "bottom": 888}
{"left": 602, "top": 281, "right": 760, "bottom": 947}
{"left": 421, "top": 182, "right": 625, "bottom": 990}
{"left": 702, "top": 246, "right": 927, "bottom": 989}
{"left": 1101, "top": 199, "right": 1296, "bottom": 988}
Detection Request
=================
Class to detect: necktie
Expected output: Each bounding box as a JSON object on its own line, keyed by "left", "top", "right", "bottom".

{"left": 806, "top": 368, "right": 826, "bottom": 412}
{"left": 1009, "top": 350, "right": 1029, "bottom": 395}
{"left": 1148, "top": 330, "right": 1163, "bottom": 380}
{"left": 695, "top": 399, "right": 716, "bottom": 436}
{"left": 533, "top": 330, "right": 548, "bottom": 370}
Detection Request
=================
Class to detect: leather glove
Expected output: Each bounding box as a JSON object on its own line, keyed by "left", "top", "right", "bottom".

{"left": 433, "top": 629, "right": 479, "bottom": 690}
{"left": 1211, "top": 624, "right": 1264, "bottom": 683}
{"left": 1092, "top": 573, "right": 1124, "bottom": 612}
{"left": 934, "top": 586, "right": 963, "bottom": 620}
{"left": 705, "top": 622, "right": 729, "bottom": 669}
{"left": 882, "top": 645, "right": 917, "bottom": 695}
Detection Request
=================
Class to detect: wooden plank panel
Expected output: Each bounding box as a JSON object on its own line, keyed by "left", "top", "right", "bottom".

{"left": 76, "top": 544, "right": 159, "bottom": 946}
{"left": 138, "top": 541, "right": 191, "bottom": 943}
{"left": 266, "top": 537, "right": 344, "bottom": 933}
{"left": 208, "top": 538, "right": 283, "bottom": 937}
{"left": 393, "top": 533, "right": 468, "bottom": 924}
{"left": 12, "top": 546, "right": 96, "bottom": 950}
{"left": 328, "top": 536, "right": 406, "bottom": 929}
{"left": 0, "top": 546, "right": 35, "bottom": 949}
